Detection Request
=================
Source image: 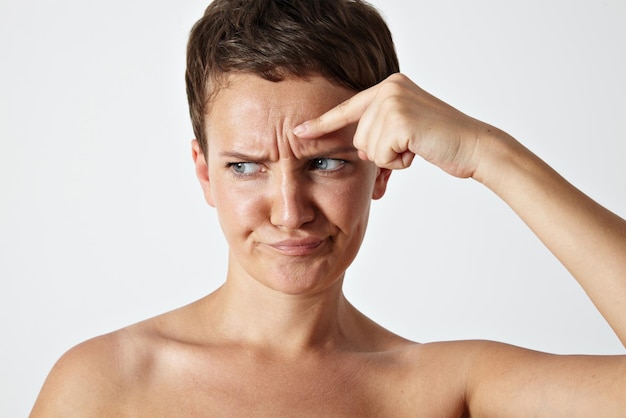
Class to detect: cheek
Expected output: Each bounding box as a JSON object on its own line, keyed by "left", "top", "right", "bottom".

{"left": 212, "top": 182, "right": 266, "bottom": 231}
{"left": 318, "top": 177, "right": 375, "bottom": 228}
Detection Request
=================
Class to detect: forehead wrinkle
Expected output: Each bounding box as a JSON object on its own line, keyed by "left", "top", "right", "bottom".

{"left": 207, "top": 74, "right": 358, "bottom": 162}
{"left": 211, "top": 102, "right": 281, "bottom": 161}
{"left": 264, "top": 103, "right": 358, "bottom": 161}
{"left": 209, "top": 102, "right": 356, "bottom": 163}
{"left": 290, "top": 123, "right": 358, "bottom": 159}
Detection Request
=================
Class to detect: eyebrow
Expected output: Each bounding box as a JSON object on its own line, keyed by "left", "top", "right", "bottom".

{"left": 217, "top": 145, "right": 358, "bottom": 161}
{"left": 217, "top": 151, "right": 267, "bottom": 161}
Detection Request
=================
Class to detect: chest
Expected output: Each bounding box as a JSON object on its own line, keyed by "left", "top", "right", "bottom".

{"left": 124, "top": 350, "right": 466, "bottom": 417}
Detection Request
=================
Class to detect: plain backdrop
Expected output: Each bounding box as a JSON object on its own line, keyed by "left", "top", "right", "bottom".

{"left": 1, "top": 0, "right": 625, "bottom": 415}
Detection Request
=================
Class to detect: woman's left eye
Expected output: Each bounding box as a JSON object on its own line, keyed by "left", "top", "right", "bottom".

{"left": 311, "top": 158, "right": 345, "bottom": 171}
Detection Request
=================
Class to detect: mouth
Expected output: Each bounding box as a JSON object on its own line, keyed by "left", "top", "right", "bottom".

{"left": 266, "top": 237, "right": 326, "bottom": 256}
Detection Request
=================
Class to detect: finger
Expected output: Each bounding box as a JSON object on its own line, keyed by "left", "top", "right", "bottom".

{"left": 352, "top": 86, "right": 386, "bottom": 159}
{"left": 370, "top": 125, "right": 409, "bottom": 169}
{"left": 292, "top": 84, "right": 379, "bottom": 138}
{"left": 375, "top": 150, "right": 415, "bottom": 170}
{"left": 366, "top": 108, "right": 416, "bottom": 170}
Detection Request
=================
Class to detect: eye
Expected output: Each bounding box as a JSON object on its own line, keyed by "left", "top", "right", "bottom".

{"left": 310, "top": 158, "right": 345, "bottom": 171}
{"left": 227, "top": 162, "right": 262, "bottom": 175}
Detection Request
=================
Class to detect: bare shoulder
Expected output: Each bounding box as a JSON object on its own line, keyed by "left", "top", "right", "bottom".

{"left": 30, "top": 329, "right": 135, "bottom": 417}
{"left": 424, "top": 339, "right": 626, "bottom": 417}
{"left": 30, "top": 307, "right": 187, "bottom": 417}
{"left": 392, "top": 340, "right": 625, "bottom": 417}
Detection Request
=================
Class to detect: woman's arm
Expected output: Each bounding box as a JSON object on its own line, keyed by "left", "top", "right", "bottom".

{"left": 294, "top": 72, "right": 626, "bottom": 415}
{"left": 294, "top": 72, "right": 626, "bottom": 345}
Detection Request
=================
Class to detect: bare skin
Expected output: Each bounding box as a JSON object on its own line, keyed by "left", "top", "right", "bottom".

{"left": 31, "top": 74, "right": 626, "bottom": 417}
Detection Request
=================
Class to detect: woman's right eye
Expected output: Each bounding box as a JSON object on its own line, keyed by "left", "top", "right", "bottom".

{"left": 227, "top": 162, "right": 262, "bottom": 175}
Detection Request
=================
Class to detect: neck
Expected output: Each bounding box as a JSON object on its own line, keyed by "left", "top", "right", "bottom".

{"left": 204, "top": 270, "right": 359, "bottom": 355}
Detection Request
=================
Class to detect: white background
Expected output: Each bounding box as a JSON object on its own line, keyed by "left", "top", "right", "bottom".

{"left": 1, "top": 0, "right": 625, "bottom": 415}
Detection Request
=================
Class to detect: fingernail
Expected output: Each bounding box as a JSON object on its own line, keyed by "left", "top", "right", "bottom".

{"left": 293, "top": 123, "right": 307, "bottom": 136}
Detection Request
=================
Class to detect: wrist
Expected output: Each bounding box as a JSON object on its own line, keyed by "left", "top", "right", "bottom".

{"left": 471, "top": 127, "right": 526, "bottom": 192}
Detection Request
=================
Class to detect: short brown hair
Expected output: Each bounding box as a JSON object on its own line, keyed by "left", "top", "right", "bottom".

{"left": 186, "top": 0, "right": 399, "bottom": 155}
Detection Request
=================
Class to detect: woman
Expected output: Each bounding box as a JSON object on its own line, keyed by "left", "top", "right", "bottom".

{"left": 31, "top": 0, "right": 626, "bottom": 416}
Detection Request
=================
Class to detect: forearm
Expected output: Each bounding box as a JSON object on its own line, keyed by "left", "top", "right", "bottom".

{"left": 474, "top": 131, "right": 626, "bottom": 346}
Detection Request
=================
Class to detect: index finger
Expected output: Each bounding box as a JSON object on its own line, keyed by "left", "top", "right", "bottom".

{"left": 293, "top": 84, "right": 378, "bottom": 138}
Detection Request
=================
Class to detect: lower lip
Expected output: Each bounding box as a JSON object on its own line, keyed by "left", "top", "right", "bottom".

{"left": 268, "top": 240, "right": 324, "bottom": 256}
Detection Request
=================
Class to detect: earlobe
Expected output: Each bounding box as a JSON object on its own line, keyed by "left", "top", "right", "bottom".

{"left": 191, "top": 139, "right": 216, "bottom": 207}
{"left": 372, "top": 168, "right": 391, "bottom": 200}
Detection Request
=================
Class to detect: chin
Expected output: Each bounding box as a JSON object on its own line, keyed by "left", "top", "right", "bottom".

{"left": 253, "top": 264, "right": 345, "bottom": 297}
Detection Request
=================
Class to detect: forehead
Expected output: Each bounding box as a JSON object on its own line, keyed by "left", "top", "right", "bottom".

{"left": 205, "top": 74, "right": 356, "bottom": 158}
{"left": 208, "top": 73, "right": 355, "bottom": 121}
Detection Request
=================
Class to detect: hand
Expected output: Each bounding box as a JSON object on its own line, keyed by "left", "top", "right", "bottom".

{"left": 294, "top": 73, "right": 498, "bottom": 179}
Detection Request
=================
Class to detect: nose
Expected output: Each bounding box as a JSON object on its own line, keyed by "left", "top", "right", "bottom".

{"left": 269, "top": 170, "right": 315, "bottom": 230}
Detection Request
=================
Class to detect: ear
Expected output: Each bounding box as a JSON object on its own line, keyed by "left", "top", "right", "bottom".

{"left": 371, "top": 168, "right": 391, "bottom": 200}
{"left": 191, "top": 139, "right": 216, "bottom": 207}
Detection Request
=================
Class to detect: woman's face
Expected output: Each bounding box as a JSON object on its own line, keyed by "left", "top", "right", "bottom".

{"left": 194, "top": 74, "right": 390, "bottom": 295}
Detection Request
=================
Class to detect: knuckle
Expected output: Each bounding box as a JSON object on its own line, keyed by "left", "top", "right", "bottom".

{"left": 313, "top": 114, "right": 326, "bottom": 130}
{"left": 334, "top": 100, "right": 353, "bottom": 123}
{"left": 353, "top": 131, "right": 367, "bottom": 148}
